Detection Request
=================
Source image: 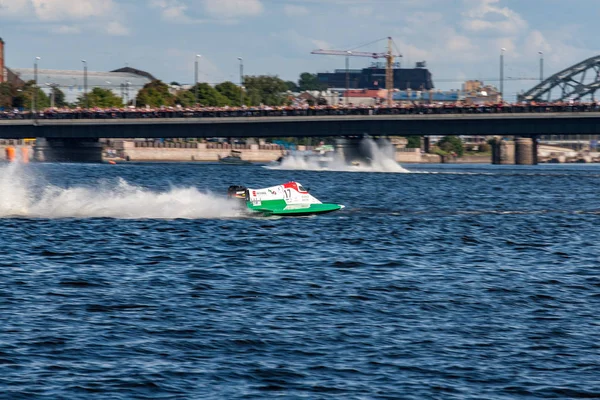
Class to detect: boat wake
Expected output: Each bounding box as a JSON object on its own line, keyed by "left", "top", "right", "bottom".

{"left": 0, "top": 164, "right": 241, "bottom": 219}
{"left": 265, "top": 138, "right": 410, "bottom": 173}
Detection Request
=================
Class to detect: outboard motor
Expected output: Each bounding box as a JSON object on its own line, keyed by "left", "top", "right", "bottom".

{"left": 227, "top": 185, "right": 248, "bottom": 202}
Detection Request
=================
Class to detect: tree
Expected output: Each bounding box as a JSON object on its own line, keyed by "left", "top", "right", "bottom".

{"left": 406, "top": 136, "right": 422, "bottom": 149}
{"left": 215, "top": 81, "right": 243, "bottom": 106}
{"left": 11, "top": 80, "right": 50, "bottom": 110}
{"left": 285, "top": 81, "right": 299, "bottom": 92}
{"left": 243, "top": 75, "right": 288, "bottom": 106}
{"left": 136, "top": 80, "right": 175, "bottom": 107}
{"left": 191, "top": 83, "right": 230, "bottom": 106}
{"left": 0, "top": 82, "right": 14, "bottom": 108}
{"left": 437, "top": 136, "right": 464, "bottom": 157}
{"left": 49, "top": 86, "right": 67, "bottom": 108}
{"left": 174, "top": 90, "right": 195, "bottom": 107}
{"left": 298, "top": 72, "right": 326, "bottom": 91}
{"left": 78, "top": 87, "right": 123, "bottom": 108}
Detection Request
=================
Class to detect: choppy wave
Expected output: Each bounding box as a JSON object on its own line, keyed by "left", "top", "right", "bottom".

{"left": 0, "top": 163, "right": 240, "bottom": 219}
{"left": 1, "top": 161, "right": 600, "bottom": 399}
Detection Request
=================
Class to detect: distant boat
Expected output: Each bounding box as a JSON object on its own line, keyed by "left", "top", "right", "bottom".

{"left": 218, "top": 150, "right": 252, "bottom": 165}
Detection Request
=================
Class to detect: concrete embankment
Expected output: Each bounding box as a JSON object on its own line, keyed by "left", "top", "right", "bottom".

{"left": 112, "top": 140, "right": 285, "bottom": 162}
{"left": 394, "top": 148, "right": 489, "bottom": 163}
{"left": 115, "top": 141, "right": 445, "bottom": 163}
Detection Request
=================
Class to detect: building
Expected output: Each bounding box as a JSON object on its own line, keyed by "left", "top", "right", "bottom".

{"left": 0, "top": 38, "right": 154, "bottom": 105}
{"left": 0, "top": 38, "right": 4, "bottom": 83}
{"left": 393, "top": 89, "right": 460, "bottom": 103}
{"left": 344, "top": 89, "right": 388, "bottom": 106}
{"left": 8, "top": 68, "right": 154, "bottom": 105}
{"left": 461, "top": 80, "right": 501, "bottom": 104}
{"left": 317, "top": 64, "right": 434, "bottom": 91}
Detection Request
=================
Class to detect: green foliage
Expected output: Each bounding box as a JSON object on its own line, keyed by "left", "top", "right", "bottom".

{"left": 9, "top": 81, "right": 51, "bottom": 110}
{"left": 215, "top": 81, "right": 243, "bottom": 106}
{"left": 136, "top": 80, "right": 175, "bottom": 107}
{"left": 175, "top": 90, "right": 195, "bottom": 107}
{"left": 0, "top": 82, "right": 14, "bottom": 108}
{"left": 298, "top": 72, "right": 326, "bottom": 91}
{"left": 243, "top": 75, "right": 288, "bottom": 106}
{"left": 406, "top": 136, "right": 422, "bottom": 149}
{"left": 50, "top": 87, "right": 67, "bottom": 107}
{"left": 437, "top": 135, "right": 464, "bottom": 157}
{"left": 285, "top": 81, "right": 299, "bottom": 92}
{"left": 191, "top": 83, "right": 230, "bottom": 106}
{"left": 78, "top": 87, "right": 123, "bottom": 108}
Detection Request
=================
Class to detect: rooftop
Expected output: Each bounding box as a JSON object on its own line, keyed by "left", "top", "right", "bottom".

{"left": 9, "top": 68, "right": 154, "bottom": 104}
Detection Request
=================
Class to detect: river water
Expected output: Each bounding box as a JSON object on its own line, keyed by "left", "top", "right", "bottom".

{"left": 1, "top": 161, "right": 599, "bottom": 399}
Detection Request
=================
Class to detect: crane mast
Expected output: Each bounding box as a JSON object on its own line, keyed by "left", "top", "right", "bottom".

{"left": 311, "top": 36, "right": 400, "bottom": 106}
{"left": 385, "top": 37, "right": 394, "bottom": 106}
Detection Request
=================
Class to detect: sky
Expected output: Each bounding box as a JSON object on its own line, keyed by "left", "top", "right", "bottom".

{"left": 1, "top": 0, "right": 599, "bottom": 101}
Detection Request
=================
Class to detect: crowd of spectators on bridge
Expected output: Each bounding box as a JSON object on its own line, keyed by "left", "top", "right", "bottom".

{"left": 1, "top": 101, "right": 600, "bottom": 120}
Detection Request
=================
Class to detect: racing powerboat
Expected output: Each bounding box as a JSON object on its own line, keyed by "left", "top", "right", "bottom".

{"left": 227, "top": 181, "right": 344, "bottom": 216}
{"left": 218, "top": 150, "right": 252, "bottom": 165}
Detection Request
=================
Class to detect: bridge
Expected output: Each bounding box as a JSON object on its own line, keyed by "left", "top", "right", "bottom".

{"left": 2, "top": 111, "right": 600, "bottom": 164}
{"left": 2, "top": 111, "right": 600, "bottom": 139}
{"left": 519, "top": 55, "right": 600, "bottom": 102}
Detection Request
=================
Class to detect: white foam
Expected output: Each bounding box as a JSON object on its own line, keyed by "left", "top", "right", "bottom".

{"left": 0, "top": 163, "right": 241, "bottom": 219}
{"left": 265, "top": 138, "right": 409, "bottom": 173}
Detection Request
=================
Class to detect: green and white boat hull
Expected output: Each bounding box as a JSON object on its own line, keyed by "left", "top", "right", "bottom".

{"left": 228, "top": 181, "right": 344, "bottom": 216}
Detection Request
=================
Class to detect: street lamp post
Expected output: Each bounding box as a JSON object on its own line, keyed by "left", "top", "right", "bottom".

{"left": 500, "top": 48, "right": 505, "bottom": 101}
{"left": 237, "top": 57, "right": 244, "bottom": 106}
{"left": 538, "top": 51, "right": 544, "bottom": 82}
{"left": 82, "top": 59, "right": 88, "bottom": 108}
{"left": 195, "top": 54, "right": 201, "bottom": 105}
{"left": 33, "top": 56, "right": 40, "bottom": 114}
{"left": 46, "top": 83, "right": 58, "bottom": 108}
{"left": 346, "top": 51, "right": 352, "bottom": 105}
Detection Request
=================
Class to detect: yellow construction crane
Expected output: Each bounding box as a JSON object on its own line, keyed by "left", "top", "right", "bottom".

{"left": 311, "top": 37, "right": 401, "bottom": 106}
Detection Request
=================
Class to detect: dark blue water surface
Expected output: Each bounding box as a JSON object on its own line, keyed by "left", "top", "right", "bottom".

{"left": 1, "top": 162, "right": 600, "bottom": 399}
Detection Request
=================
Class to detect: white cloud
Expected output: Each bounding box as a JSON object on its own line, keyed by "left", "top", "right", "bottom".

{"left": 445, "top": 34, "right": 475, "bottom": 53}
{"left": 151, "top": 0, "right": 192, "bottom": 22}
{"left": 283, "top": 4, "right": 308, "bottom": 17}
{"left": 202, "top": 0, "right": 263, "bottom": 18}
{"left": 348, "top": 6, "right": 372, "bottom": 17}
{"left": 151, "top": 0, "right": 262, "bottom": 23}
{"left": 0, "top": 0, "right": 30, "bottom": 17}
{"left": 32, "top": 0, "right": 114, "bottom": 21}
{"left": 51, "top": 25, "right": 81, "bottom": 34}
{"left": 461, "top": 0, "right": 527, "bottom": 36}
{"left": 0, "top": 0, "right": 116, "bottom": 22}
{"left": 106, "top": 21, "right": 129, "bottom": 36}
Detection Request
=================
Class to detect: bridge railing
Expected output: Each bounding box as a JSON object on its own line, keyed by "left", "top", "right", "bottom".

{"left": 2, "top": 103, "right": 600, "bottom": 120}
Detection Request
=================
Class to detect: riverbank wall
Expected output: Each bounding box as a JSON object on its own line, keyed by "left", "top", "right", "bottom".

{"left": 114, "top": 141, "right": 447, "bottom": 163}
{"left": 113, "top": 140, "right": 285, "bottom": 162}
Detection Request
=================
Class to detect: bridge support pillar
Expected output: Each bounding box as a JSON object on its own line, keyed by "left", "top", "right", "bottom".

{"left": 515, "top": 137, "right": 537, "bottom": 165}
{"left": 335, "top": 137, "right": 386, "bottom": 164}
{"left": 423, "top": 136, "right": 431, "bottom": 153}
{"left": 491, "top": 137, "right": 515, "bottom": 164}
{"left": 34, "top": 138, "right": 103, "bottom": 163}
{"left": 335, "top": 137, "right": 363, "bottom": 165}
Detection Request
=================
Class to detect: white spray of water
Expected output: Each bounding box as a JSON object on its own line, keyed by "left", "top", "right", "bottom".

{"left": 0, "top": 163, "right": 242, "bottom": 219}
{"left": 266, "top": 137, "right": 409, "bottom": 173}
